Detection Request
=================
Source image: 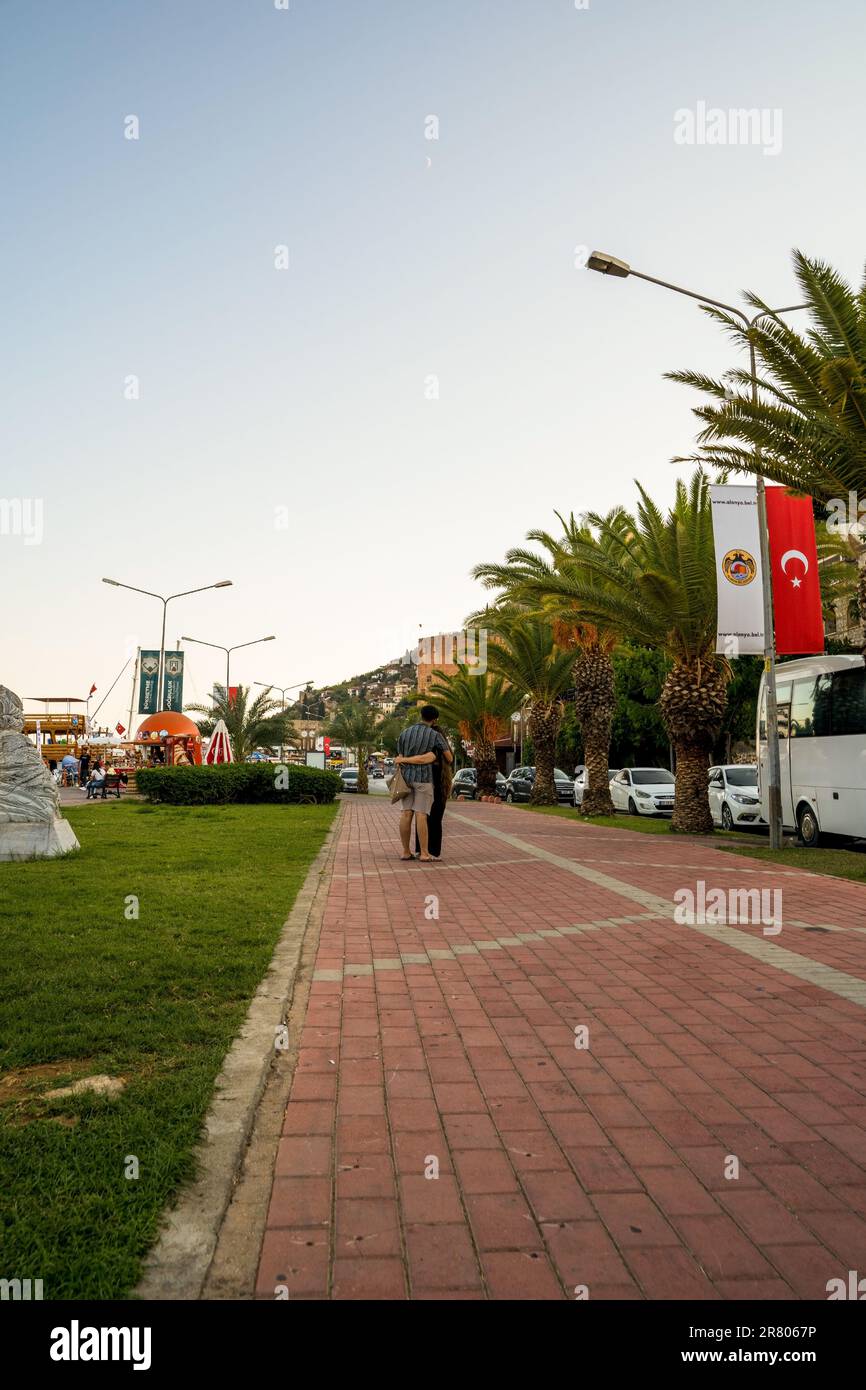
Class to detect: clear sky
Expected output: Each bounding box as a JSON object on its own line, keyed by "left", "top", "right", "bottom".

{"left": 2, "top": 0, "right": 864, "bottom": 728}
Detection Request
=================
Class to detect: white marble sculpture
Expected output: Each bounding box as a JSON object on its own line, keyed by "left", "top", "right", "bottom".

{"left": 0, "top": 685, "right": 80, "bottom": 860}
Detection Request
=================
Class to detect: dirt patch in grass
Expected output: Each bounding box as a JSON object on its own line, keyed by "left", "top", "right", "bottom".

{"left": 0, "top": 1059, "right": 100, "bottom": 1105}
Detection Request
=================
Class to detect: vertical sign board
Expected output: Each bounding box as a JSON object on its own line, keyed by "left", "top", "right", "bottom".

{"left": 709, "top": 485, "right": 765, "bottom": 655}
{"left": 162, "top": 652, "right": 185, "bottom": 712}
{"left": 138, "top": 651, "right": 161, "bottom": 714}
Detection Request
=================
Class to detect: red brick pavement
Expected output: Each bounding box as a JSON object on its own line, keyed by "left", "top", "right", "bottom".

{"left": 256, "top": 796, "right": 866, "bottom": 1300}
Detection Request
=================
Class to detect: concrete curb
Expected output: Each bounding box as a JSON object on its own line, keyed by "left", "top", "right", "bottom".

{"left": 135, "top": 802, "right": 344, "bottom": 1301}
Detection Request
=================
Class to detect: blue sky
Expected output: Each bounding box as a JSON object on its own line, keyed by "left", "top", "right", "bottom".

{"left": 2, "top": 0, "right": 865, "bottom": 725}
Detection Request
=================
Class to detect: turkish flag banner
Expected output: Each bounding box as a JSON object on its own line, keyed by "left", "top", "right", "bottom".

{"left": 116, "top": 722, "right": 126, "bottom": 735}
{"left": 765, "top": 487, "right": 824, "bottom": 656}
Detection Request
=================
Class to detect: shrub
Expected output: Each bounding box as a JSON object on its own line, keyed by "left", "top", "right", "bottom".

{"left": 135, "top": 762, "right": 340, "bottom": 806}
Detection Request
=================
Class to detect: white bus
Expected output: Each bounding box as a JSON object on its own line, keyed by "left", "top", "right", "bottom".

{"left": 757, "top": 654, "right": 866, "bottom": 845}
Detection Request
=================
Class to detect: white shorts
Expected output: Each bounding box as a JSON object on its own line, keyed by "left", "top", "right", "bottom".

{"left": 397, "top": 782, "right": 434, "bottom": 815}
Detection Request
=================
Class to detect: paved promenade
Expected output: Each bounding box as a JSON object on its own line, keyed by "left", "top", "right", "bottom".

{"left": 256, "top": 796, "right": 866, "bottom": 1299}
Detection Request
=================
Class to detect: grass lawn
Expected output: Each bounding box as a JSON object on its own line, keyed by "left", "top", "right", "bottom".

{"left": 718, "top": 840, "right": 866, "bottom": 884}
{"left": 517, "top": 804, "right": 722, "bottom": 836}
{"left": 0, "top": 800, "right": 336, "bottom": 1299}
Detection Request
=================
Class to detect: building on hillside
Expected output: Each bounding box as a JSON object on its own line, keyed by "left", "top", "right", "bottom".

{"left": 415, "top": 631, "right": 488, "bottom": 694}
{"left": 819, "top": 546, "right": 864, "bottom": 648}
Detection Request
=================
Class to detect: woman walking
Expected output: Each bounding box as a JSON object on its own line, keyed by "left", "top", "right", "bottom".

{"left": 415, "top": 719, "right": 453, "bottom": 860}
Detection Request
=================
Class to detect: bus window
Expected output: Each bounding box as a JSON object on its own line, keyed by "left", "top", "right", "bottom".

{"left": 758, "top": 681, "right": 791, "bottom": 740}
{"left": 790, "top": 679, "right": 817, "bottom": 737}
{"left": 831, "top": 667, "right": 866, "bottom": 736}
{"left": 813, "top": 673, "right": 832, "bottom": 736}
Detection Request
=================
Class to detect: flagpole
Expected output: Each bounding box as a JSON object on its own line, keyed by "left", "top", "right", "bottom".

{"left": 128, "top": 647, "right": 140, "bottom": 736}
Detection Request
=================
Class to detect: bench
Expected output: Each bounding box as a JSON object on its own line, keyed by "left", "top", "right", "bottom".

{"left": 88, "top": 774, "right": 123, "bottom": 800}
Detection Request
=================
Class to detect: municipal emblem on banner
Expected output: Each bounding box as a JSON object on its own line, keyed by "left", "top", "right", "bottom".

{"left": 721, "top": 549, "right": 757, "bottom": 586}
{"left": 165, "top": 655, "right": 183, "bottom": 676}
{"left": 141, "top": 654, "right": 159, "bottom": 675}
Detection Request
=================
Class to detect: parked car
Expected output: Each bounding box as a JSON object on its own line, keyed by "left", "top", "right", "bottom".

{"left": 572, "top": 766, "right": 620, "bottom": 808}
{"left": 708, "top": 764, "right": 765, "bottom": 831}
{"left": 504, "top": 766, "right": 574, "bottom": 804}
{"left": 450, "top": 768, "right": 508, "bottom": 800}
{"left": 339, "top": 768, "right": 359, "bottom": 793}
{"left": 610, "top": 767, "right": 675, "bottom": 816}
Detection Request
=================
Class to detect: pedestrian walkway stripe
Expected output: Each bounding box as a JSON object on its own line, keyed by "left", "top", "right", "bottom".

{"left": 451, "top": 813, "right": 866, "bottom": 1010}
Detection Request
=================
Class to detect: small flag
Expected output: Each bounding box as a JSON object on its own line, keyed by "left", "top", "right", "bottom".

{"left": 89, "top": 684, "right": 97, "bottom": 696}
{"left": 116, "top": 722, "right": 126, "bottom": 736}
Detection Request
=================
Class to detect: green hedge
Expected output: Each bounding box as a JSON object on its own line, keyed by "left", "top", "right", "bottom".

{"left": 135, "top": 762, "right": 340, "bottom": 805}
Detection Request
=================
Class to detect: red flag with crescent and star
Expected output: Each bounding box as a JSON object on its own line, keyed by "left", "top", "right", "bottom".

{"left": 765, "top": 486, "right": 824, "bottom": 655}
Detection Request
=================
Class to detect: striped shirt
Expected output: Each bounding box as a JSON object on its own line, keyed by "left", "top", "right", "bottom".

{"left": 397, "top": 722, "right": 446, "bottom": 783}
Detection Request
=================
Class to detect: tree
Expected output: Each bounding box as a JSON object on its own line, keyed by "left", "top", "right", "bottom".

{"left": 668, "top": 250, "right": 866, "bottom": 651}
{"left": 472, "top": 514, "right": 621, "bottom": 816}
{"left": 521, "top": 472, "right": 730, "bottom": 834}
{"left": 325, "top": 702, "right": 381, "bottom": 794}
{"left": 186, "top": 684, "right": 295, "bottom": 763}
{"left": 484, "top": 617, "right": 575, "bottom": 803}
{"left": 424, "top": 668, "right": 517, "bottom": 795}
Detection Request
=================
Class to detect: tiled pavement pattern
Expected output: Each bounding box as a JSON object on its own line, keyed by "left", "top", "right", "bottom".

{"left": 256, "top": 796, "right": 866, "bottom": 1299}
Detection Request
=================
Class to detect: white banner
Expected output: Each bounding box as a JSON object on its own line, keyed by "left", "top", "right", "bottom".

{"left": 709, "top": 485, "right": 765, "bottom": 655}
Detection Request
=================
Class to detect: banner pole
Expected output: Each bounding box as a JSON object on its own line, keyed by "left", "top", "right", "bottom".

{"left": 128, "top": 647, "right": 140, "bottom": 734}
{"left": 752, "top": 339, "right": 783, "bottom": 851}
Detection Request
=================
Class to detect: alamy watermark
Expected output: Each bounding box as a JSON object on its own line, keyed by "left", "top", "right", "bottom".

{"left": 0, "top": 498, "right": 43, "bottom": 545}
{"left": 674, "top": 102, "right": 782, "bottom": 157}
{"left": 403, "top": 629, "right": 488, "bottom": 675}
{"left": 674, "top": 880, "right": 782, "bottom": 936}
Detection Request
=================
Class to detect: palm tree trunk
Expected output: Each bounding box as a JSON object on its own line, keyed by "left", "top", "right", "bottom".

{"left": 474, "top": 738, "right": 498, "bottom": 796}
{"left": 528, "top": 700, "right": 562, "bottom": 804}
{"left": 660, "top": 659, "right": 728, "bottom": 834}
{"left": 356, "top": 749, "right": 369, "bottom": 795}
{"left": 670, "top": 740, "right": 714, "bottom": 833}
{"left": 859, "top": 558, "right": 866, "bottom": 659}
{"left": 573, "top": 646, "right": 615, "bottom": 816}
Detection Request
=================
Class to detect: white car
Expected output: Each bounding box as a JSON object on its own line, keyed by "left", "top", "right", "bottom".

{"left": 708, "top": 764, "right": 765, "bottom": 831}
{"left": 573, "top": 766, "right": 619, "bottom": 808}
{"left": 610, "top": 767, "right": 675, "bottom": 816}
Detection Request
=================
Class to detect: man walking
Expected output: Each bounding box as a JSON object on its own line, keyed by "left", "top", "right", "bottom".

{"left": 394, "top": 704, "right": 448, "bottom": 862}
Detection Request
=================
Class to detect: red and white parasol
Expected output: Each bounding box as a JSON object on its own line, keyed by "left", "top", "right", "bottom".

{"left": 205, "top": 719, "right": 234, "bottom": 764}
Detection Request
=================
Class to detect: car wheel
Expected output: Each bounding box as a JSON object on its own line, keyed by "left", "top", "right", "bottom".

{"left": 627, "top": 797, "right": 638, "bottom": 816}
{"left": 797, "top": 803, "right": 821, "bottom": 848}
{"left": 721, "top": 803, "right": 734, "bottom": 831}
{"left": 506, "top": 791, "right": 514, "bottom": 804}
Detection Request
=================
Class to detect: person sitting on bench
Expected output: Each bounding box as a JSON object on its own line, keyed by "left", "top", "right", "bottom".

{"left": 85, "top": 762, "right": 106, "bottom": 799}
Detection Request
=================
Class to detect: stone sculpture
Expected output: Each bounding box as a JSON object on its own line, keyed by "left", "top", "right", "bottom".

{"left": 0, "top": 685, "right": 80, "bottom": 859}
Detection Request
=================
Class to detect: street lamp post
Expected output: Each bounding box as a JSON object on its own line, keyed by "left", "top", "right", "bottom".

{"left": 182, "top": 635, "right": 276, "bottom": 693}
{"left": 253, "top": 679, "right": 314, "bottom": 761}
{"left": 102, "top": 578, "right": 233, "bottom": 710}
{"left": 586, "top": 252, "right": 807, "bottom": 850}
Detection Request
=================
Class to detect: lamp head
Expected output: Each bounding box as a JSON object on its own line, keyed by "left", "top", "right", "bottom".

{"left": 587, "top": 251, "right": 631, "bottom": 278}
{"left": 215, "top": 580, "right": 233, "bottom": 588}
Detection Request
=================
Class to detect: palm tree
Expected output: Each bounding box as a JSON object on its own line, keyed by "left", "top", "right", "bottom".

{"left": 326, "top": 701, "right": 381, "bottom": 794}
{"left": 668, "top": 250, "right": 866, "bottom": 650}
{"left": 424, "top": 668, "right": 517, "bottom": 796}
{"left": 520, "top": 472, "right": 730, "bottom": 834}
{"left": 186, "top": 684, "right": 295, "bottom": 763}
{"left": 484, "top": 616, "right": 576, "bottom": 803}
{"left": 472, "top": 514, "right": 621, "bottom": 816}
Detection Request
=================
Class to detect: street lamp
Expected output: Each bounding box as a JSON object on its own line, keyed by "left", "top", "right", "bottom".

{"left": 102, "top": 578, "right": 232, "bottom": 709}
{"left": 586, "top": 252, "right": 807, "bottom": 850}
{"left": 254, "top": 680, "right": 314, "bottom": 761}
{"left": 182, "top": 635, "right": 276, "bottom": 692}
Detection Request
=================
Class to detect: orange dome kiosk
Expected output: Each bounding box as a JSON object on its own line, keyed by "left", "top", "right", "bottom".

{"left": 135, "top": 712, "right": 203, "bottom": 767}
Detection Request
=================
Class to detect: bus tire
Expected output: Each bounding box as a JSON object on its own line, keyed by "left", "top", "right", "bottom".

{"left": 797, "top": 803, "right": 821, "bottom": 848}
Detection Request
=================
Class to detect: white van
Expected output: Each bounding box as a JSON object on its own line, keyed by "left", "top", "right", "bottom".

{"left": 756, "top": 654, "right": 866, "bottom": 845}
